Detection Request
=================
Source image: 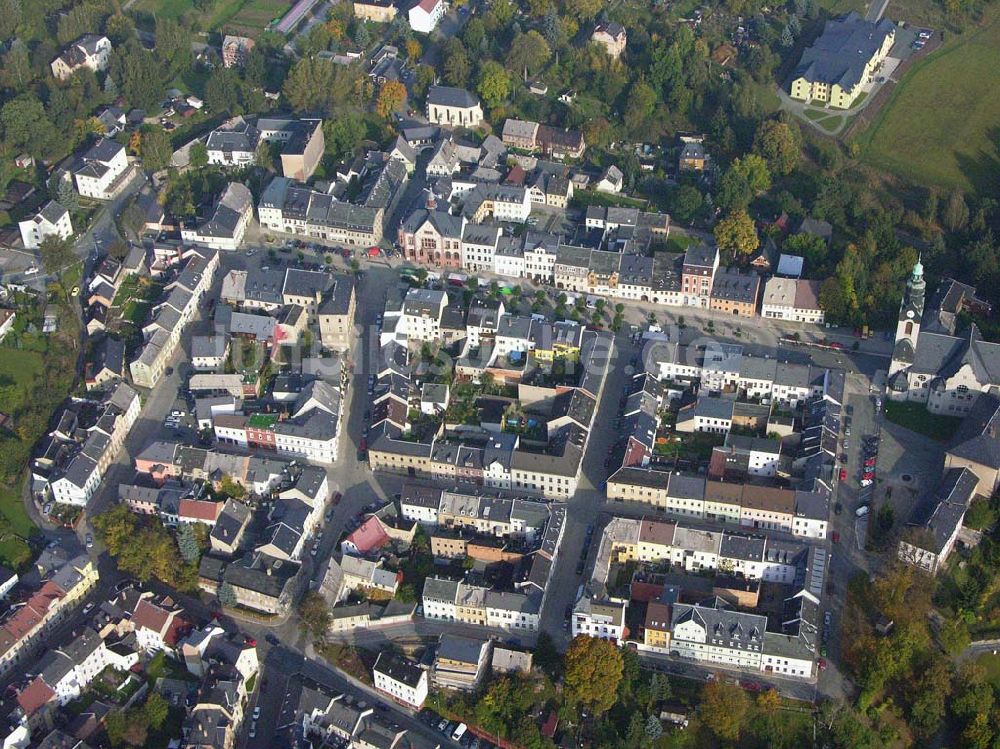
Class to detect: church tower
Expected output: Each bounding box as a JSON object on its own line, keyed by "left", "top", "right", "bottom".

{"left": 889, "top": 259, "right": 925, "bottom": 378}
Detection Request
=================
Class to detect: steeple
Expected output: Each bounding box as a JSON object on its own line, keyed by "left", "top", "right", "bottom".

{"left": 890, "top": 258, "right": 926, "bottom": 378}
{"left": 900, "top": 257, "right": 926, "bottom": 323}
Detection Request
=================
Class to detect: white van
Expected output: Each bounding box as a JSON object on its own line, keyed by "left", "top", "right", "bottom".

{"left": 452, "top": 723, "right": 467, "bottom": 741}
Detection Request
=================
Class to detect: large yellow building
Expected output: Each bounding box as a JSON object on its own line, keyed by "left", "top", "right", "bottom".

{"left": 790, "top": 12, "right": 895, "bottom": 109}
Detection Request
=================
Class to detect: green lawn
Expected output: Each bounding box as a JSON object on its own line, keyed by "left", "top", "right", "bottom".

{"left": 0, "top": 485, "right": 34, "bottom": 570}
{"left": 883, "top": 400, "right": 962, "bottom": 442}
{"left": 131, "top": 0, "right": 195, "bottom": 21}
{"left": 815, "top": 0, "right": 865, "bottom": 12}
{"left": 975, "top": 653, "right": 1000, "bottom": 691}
{"left": 663, "top": 234, "right": 698, "bottom": 253}
{"left": 857, "top": 9, "right": 1000, "bottom": 193}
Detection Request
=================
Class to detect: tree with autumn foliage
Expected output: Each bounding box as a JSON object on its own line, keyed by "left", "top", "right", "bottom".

{"left": 375, "top": 80, "right": 407, "bottom": 118}
{"left": 714, "top": 209, "right": 759, "bottom": 258}
{"left": 699, "top": 680, "right": 749, "bottom": 743}
{"left": 562, "top": 635, "right": 623, "bottom": 715}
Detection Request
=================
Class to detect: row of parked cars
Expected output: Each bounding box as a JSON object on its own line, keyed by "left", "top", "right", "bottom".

{"left": 418, "top": 709, "right": 490, "bottom": 747}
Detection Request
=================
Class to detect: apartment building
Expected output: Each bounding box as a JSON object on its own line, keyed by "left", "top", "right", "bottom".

{"left": 73, "top": 138, "right": 131, "bottom": 200}
{"left": 130, "top": 250, "right": 220, "bottom": 389}
{"left": 258, "top": 177, "right": 383, "bottom": 246}
{"left": 373, "top": 653, "right": 427, "bottom": 709}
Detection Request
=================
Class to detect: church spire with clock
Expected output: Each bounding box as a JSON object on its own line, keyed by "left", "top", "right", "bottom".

{"left": 889, "top": 259, "right": 925, "bottom": 377}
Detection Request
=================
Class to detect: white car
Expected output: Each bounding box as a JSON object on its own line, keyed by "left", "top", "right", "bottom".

{"left": 249, "top": 722, "right": 256, "bottom": 739}
{"left": 856, "top": 505, "right": 870, "bottom": 517}
{"left": 253, "top": 706, "right": 261, "bottom": 720}
{"left": 24, "top": 266, "right": 38, "bottom": 276}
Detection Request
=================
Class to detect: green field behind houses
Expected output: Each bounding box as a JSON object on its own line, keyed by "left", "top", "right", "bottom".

{"left": 132, "top": 0, "right": 290, "bottom": 35}
{"left": 856, "top": 9, "right": 1000, "bottom": 193}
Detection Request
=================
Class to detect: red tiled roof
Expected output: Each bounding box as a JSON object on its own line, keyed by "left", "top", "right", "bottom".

{"left": 417, "top": 0, "right": 439, "bottom": 11}
{"left": 178, "top": 498, "right": 224, "bottom": 523}
{"left": 629, "top": 581, "right": 665, "bottom": 603}
{"left": 164, "top": 614, "right": 192, "bottom": 647}
{"left": 17, "top": 677, "right": 55, "bottom": 715}
{"left": 541, "top": 711, "right": 558, "bottom": 738}
{"left": 132, "top": 599, "right": 171, "bottom": 635}
{"left": 5, "top": 583, "right": 64, "bottom": 639}
{"left": 346, "top": 516, "right": 391, "bottom": 554}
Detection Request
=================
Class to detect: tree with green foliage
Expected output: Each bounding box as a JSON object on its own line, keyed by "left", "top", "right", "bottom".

{"left": 176, "top": 522, "right": 200, "bottom": 563}
{"left": 644, "top": 713, "right": 662, "bottom": 741}
{"left": 144, "top": 692, "right": 169, "bottom": 730}
{"left": 298, "top": 590, "right": 331, "bottom": 639}
{"left": 506, "top": 31, "right": 550, "bottom": 81}
{"left": 731, "top": 153, "right": 772, "bottom": 194}
{"left": 563, "top": 635, "right": 623, "bottom": 715}
{"left": 55, "top": 177, "right": 80, "bottom": 212}
{"left": 476, "top": 61, "right": 511, "bottom": 109}
{"left": 205, "top": 67, "right": 243, "bottom": 115}
{"left": 669, "top": 185, "right": 703, "bottom": 224}
{"left": 155, "top": 17, "right": 191, "bottom": 78}
{"left": 324, "top": 112, "right": 366, "bottom": 159}
{"left": 139, "top": 126, "right": 172, "bottom": 172}
{"left": 283, "top": 57, "right": 336, "bottom": 113}
{"left": 442, "top": 39, "right": 471, "bottom": 88}
{"left": 190, "top": 141, "right": 209, "bottom": 169}
{"left": 38, "top": 235, "right": 76, "bottom": 278}
{"left": 714, "top": 209, "right": 759, "bottom": 257}
{"left": 219, "top": 582, "right": 237, "bottom": 607}
{"left": 113, "top": 41, "right": 162, "bottom": 110}
{"left": 753, "top": 119, "right": 800, "bottom": 176}
{"left": 219, "top": 475, "right": 246, "bottom": 499}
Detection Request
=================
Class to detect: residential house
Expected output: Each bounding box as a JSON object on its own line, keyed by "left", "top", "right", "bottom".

{"left": 50, "top": 35, "right": 111, "bottom": 80}
{"left": 18, "top": 201, "right": 72, "bottom": 251}
{"left": 591, "top": 22, "right": 627, "bottom": 58}
{"left": 181, "top": 183, "right": 253, "bottom": 251}
{"left": 761, "top": 278, "right": 825, "bottom": 324}
{"left": 221, "top": 35, "right": 255, "bottom": 68}
{"left": 408, "top": 0, "right": 446, "bottom": 33}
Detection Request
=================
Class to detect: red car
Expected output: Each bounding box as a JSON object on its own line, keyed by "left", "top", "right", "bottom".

{"left": 818, "top": 658, "right": 828, "bottom": 671}
{"left": 244, "top": 636, "right": 257, "bottom": 647}
{"left": 862, "top": 471, "right": 875, "bottom": 480}
{"left": 864, "top": 458, "right": 877, "bottom": 467}
{"left": 332, "top": 491, "right": 343, "bottom": 505}
{"left": 832, "top": 531, "right": 840, "bottom": 544}
{"left": 359, "top": 438, "right": 367, "bottom": 452}
{"left": 829, "top": 341, "right": 844, "bottom": 350}
{"left": 739, "top": 680, "right": 762, "bottom": 692}
{"left": 839, "top": 468, "right": 847, "bottom": 482}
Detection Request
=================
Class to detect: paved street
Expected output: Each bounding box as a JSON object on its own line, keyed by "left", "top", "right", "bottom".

{"left": 249, "top": 644, "right": 462, "bottom": 749}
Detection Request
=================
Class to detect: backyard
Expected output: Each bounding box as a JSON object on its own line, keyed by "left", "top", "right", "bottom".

{"left": 856, "top": 7, "right": 1000, "bottom": 193}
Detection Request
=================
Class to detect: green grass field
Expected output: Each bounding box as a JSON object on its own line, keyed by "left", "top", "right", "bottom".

{"left": 132, "top": 0, "right": 289, "bottom": 34}
{"left": 857, "top": 10, "right": 1000, "bottom": 193}
{"left": 0, "top": 348, "right": 43, "bottom": 415}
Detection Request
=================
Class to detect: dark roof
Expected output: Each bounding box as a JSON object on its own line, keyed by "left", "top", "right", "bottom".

{"left": 947, "top": 394, "right": 1000, "bottom": 469}
{"left": 794, "top": 13, "right": 896, "bottom": 90}
{"left": 427, "top": 86, "right": 479, "bottom": 109}
{"left": 374, "top": 652, "right": 424, "bottom": 688}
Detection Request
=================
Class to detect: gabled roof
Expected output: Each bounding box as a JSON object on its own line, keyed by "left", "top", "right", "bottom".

{"left": 427, "top": 86, "right": 479, "bottom": 109}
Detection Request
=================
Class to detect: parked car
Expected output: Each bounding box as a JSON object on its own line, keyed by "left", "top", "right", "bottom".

{"left": 832, "top": 531, "right": 841, "bottom": 543}
{"left": 85, "top": 533, "right": 93, "bottom": 549}
{"left": 839, "top": 468, "right": 847, "bottom": 482}
{"left": 332, "top": 492, "right": 342, "bottom": 505}
{"left": 856, "top": 505, "right": 870, "bottom": 517}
